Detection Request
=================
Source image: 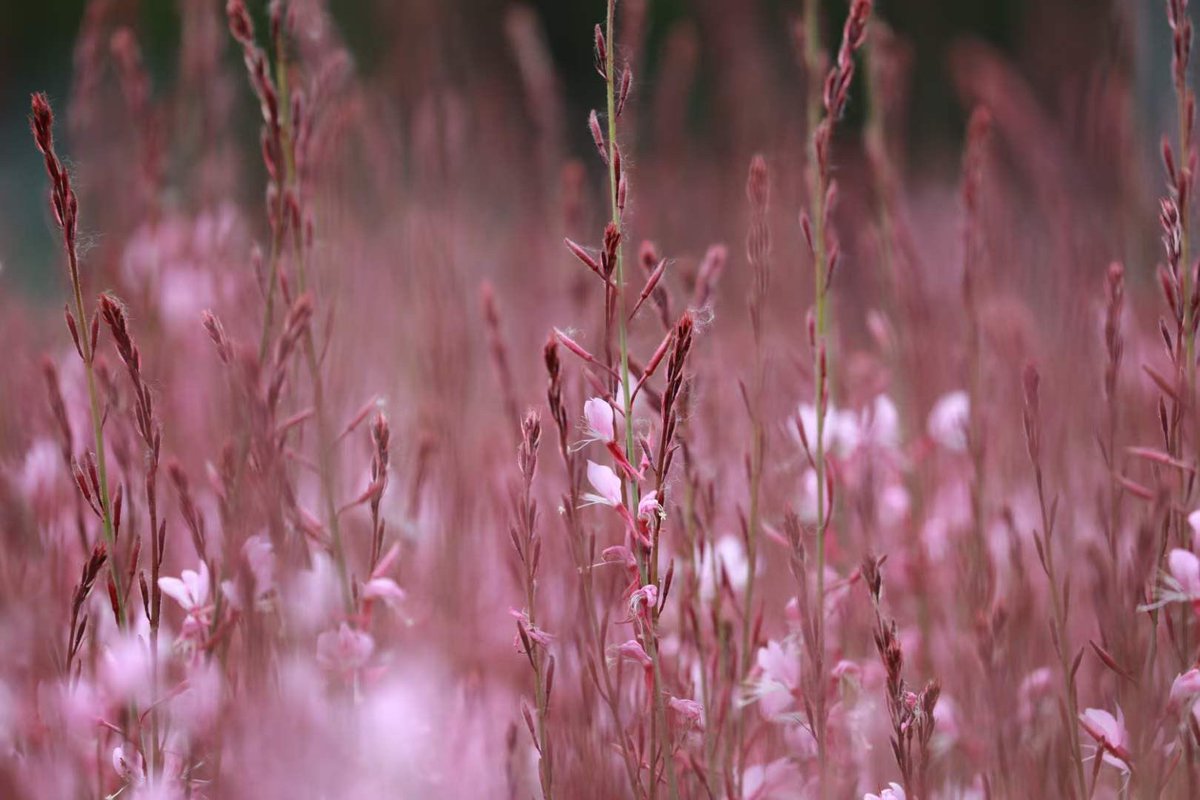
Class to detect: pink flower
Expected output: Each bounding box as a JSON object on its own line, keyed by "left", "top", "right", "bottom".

{"left": 669, "top": 696, "right": 704, "bottom": 728}
{"left": 583, "top": 397, "right": 616, "bottom": 443}
{"left": 221, "top": 536, "right": 276, "bottom": 610}
{"left": 613, "top": 639, "right": 652, "bottom": 669}
{"left": 638, "top": 490, "right": 661, "bottom": 523}
{"left": 1079, "top": 707, "right": 1131, "bottom": 772}
{"left": 583, "top": 460, "right": 623, "bottom": 507}
{"left": 1169, "top": 549, "right": 1200, "bottom": 598}
{"left": 742, "top": 758, "right": 802, "bottom": 799}
{"left": 159, "top": 562, "right": 211, "bottom": 613}
{"left": 1189, "top": 509, "right": 1200, "bottom": 548}
{"left": 317, "top": 623, "right": 374, "bottom": 674}
{"left": 112, "top": 744, "right": 144, "bottom": 784}
{"left": 18, "top": 438, "right": 58, "bottom": 503}
{"left": 159, "top": 562, "right": 213, "bottom": 640}
{"left": 927, "top": 390, "right": 969, "bottom": 452}
{"left": 1018, "top": 667, "right": 1055, "bottom": 723}
{"left": 363, "top": 577, "right": 407, "bottom": 609}
{"left": 1170, "top": 668, "right": 1200, "bottom": 712}
{"left": 601, "top": 545, "right": 638, "bottom": 570}
{"left": 630, "top": 584, "right": 658, "bottom": 617}
{"left": 864, "top": 783, "right": 906, "bottom": 800}
{"left": 831, "top": 659, "right": 861, "bottom": 684}
{"left": 754, "top": 638, "right": 803, "bottom": 718}
{"left": 859, "top": 394, "right": 901, "bottom": 450}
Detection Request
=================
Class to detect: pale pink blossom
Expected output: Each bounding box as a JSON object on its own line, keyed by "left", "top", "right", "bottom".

{"left": 101, "top": 634, "right": 157, "bottom": 703}
{"left": 159, "top": 562, "right": 211, "bottom": 613}
{"left": 753, "top": 638, "right": 803, "bottom": 718}
{"left": 583, "top": 397, "right": 616, "bottom": 443}
{"left": 1169, "top": 549, "right": 1200, "bottom": 598}
{"left": 112, "top": 744, "right": 144, "bottom": 784}
{"left": 1189, "top": 510, "right": 1200, "bottom": 550}
{"left": 221, "top": 535, "right": 276, "bottom": 610}
{"left": 927, "top": 390, "right": 970, "bottom": 451}
{"left": 742, "top": 758, "right": 802, "bottom": 799}
{"left": 613, "top": 639, "right": 652, "bottom": 669}
{"left": 795, "top": 402, "right": 861, "bottom": 457}
{"left": 159, "top": 562, "right": 213, "bottom": 639}
{"left": 1018, "top": 667, "right": 1055, "bottom": 723}
{"left": 860, "top": 394, "right": 901, "bottom": 450}
{"left": 668, "top": 696, "right": 704, "bottom": 727}
{"left": 1078, "top": 707, "right": 1131, "bottom": 772}
{"left": 864, "top": 783, "right": 906, "bottom": 800}
{"left": 630, "top": 584, "right": 658, "bottom": 617}
{"left": 638, "top": 490, "right": 661, "bottom": 522}
{"left": 831, "top": 659, "right": 861, "bottom": 683}
{"left": 1145, "top": 549, "right": 1200, "bottom": 616}
{"left": 363, "top": 577, "right": 407, "bottom": 609}
{"left": 583, "top": 460, "right": 623, "bottom": 507}
{"left": 18, "top": 437, "right": 59, "bottom": 502}
{"left": 1170, "top": 668, "right": 1200, "bottom": 712}
{"left": 601, "top": 545, "right": 638, "bottom": 570}
{"left": 317, "top": 623, "right": 375, "bottom": 674}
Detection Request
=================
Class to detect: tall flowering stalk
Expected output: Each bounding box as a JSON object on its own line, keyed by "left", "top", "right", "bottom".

{"left": 228, "top": 0, "right": 351, "bottom": 613}
{"left": 227, "top": 0, "right": 294, "bottom": 361}
{"left": 599, "top": 0, "right": 638, "bottom": 521}
{"left": 543, "top": 340, "right": 644, "bottom": 797}
{"left": 1021, "top": 364, "right": 1089, "bottom": 798}
{"left": 30, "top": 93, "right": 128, "bottom": 629}
{"left": 796, "top": 0, "right": 871, "bottom": 781}
{"left": 1166, "top": 0, "right": 1196, "bottom": 386}
{"left": 511, "top": 412, "right": 554, "bottom": 799}
{"left": 1162, "top": 0, "right": 1199, "bottom": 680}
{"left": 98, "top": 294, "right": 168, "bottom": 775}
{"left": 597, "top": 3, "right": 678, "bottom": 795}
{"left": 863, "top": 555, "right": 940, "bottom": 799}
{"left": 734, "top": 154, "right": 771, "bottom": 785}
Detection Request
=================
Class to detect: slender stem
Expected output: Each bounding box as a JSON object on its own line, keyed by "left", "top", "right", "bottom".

{"left": 69, "top": 250, "right": 126, "bottom": 629}
{"left": 603, "top": 3, "right": 673, "bottom": 797}
{"left": 1033, "top": 473, "right": 1088, "bottom": 800}
{"left": 803, "top": 0, "right": 830, "bottom": 789}
{"left": 605, "top": 1, "right": 639, "bottom": 531}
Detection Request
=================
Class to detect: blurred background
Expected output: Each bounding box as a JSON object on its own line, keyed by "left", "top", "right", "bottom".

{"left": 0, "top": 0, "right": 1178, "bottom": 295}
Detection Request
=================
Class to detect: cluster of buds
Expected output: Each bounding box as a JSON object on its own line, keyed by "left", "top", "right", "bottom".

{"left": 822, "top": 0, "right": 873, "bottom": 121}
{"left": 99, "top": 293, "right": 168, "bottom": 638}
{"left": 866, "top": 554, "right": 940, "bottom": 797}
{"left": 1158, "top": 196, "right": 1200, "bottom": 343}
{"left": 30, "top": 94, "right": 79, "bottom": 262}
{"left": 1169, "top": 0, "right": 1194, "bottom": 96}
